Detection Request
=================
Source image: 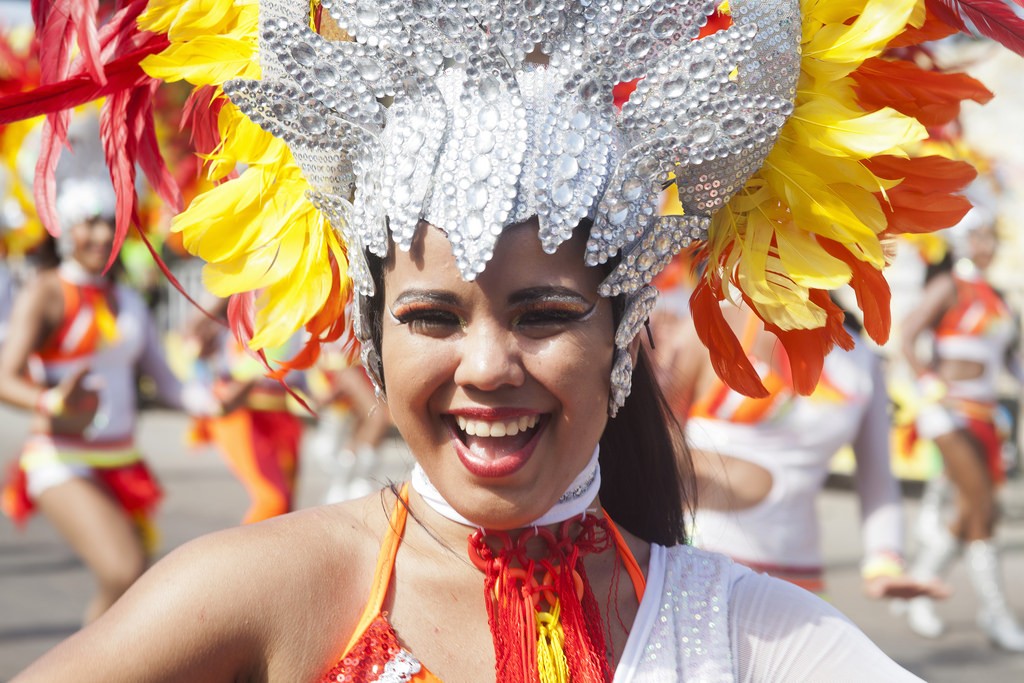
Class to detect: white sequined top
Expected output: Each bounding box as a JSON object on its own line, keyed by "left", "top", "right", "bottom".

{"left": 617, "top": 544, "right": 923, "bottom": 682}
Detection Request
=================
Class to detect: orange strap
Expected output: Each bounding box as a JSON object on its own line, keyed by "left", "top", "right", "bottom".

{"left": 36, "top": 279, "right": 82, "bottom": 360}
{"left": 341, "top": 482, "right": 411, "bottom": 655}
{"left": 342, "top": 485, "right": 648, "bottom": 654}
{"left": 605, "top": 515, "right": 646, "bottom": 602}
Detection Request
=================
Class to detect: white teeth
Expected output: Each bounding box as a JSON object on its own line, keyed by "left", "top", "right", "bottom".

{"left": 456, "top": 414, "right": 540, "bottom": 438}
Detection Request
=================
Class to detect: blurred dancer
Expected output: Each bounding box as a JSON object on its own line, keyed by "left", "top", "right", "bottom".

{"left": 0, "top": 177, "right": 217, "bottom": 623}
{"left": 658, "top": 299, "right": 943, "bottom": 600}
{"left": 186, "top": 299, "right": 306, "bottom": 523}
{"left": 899, "top": 210, "right": 1024, "bottom": 650}
{"left": 309, "top": 359, "right": 393, "bottom": 503}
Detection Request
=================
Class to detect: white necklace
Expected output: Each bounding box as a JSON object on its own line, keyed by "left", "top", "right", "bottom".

{"left": 410, "top": 446, "right": 601, "bottom": 528}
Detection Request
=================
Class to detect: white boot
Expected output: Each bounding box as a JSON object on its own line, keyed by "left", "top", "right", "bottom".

{"left": 904, "top": 525, "right": 959, "bottom": 639}
{"left": 964, "top": 540, "right": 1024, "bottom": 652}
{"left": 915, "top": 475, "right": 951, "bottom": 544}
{"left": 346, "top": 445, "right": 378, "bottom": 499}
{"left": 322, "top": 448, "right": 359, "bottom": 504}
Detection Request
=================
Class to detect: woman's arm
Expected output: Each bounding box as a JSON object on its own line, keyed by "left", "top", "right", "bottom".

{"left": 730, "top": 570, "right": 925, "bottom": 681}
{"left": 12, "top": 529, "right": 268, "bottom": 683}
{"left": 850, "top": 353, "right": 949, "bottom": 600}
{"left": 0, "top": 276, "right": 98, "bottom": 430}
{"left": 136, "top": 309, "right": 222, "bottom": 416}
{"left": 0, "top": 276, "right": 59, "bottom": 410}
{"left": 899, "top": 273, "right": 956, "bottom": 378}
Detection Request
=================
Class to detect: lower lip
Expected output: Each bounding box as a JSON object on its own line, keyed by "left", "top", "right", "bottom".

{"left": 448, "top": 417, "right": 546, "bottom": 478}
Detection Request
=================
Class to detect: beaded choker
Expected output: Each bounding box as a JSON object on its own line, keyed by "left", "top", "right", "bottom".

{"left": 409, "top": 446, "right": 601, "bottom": 528}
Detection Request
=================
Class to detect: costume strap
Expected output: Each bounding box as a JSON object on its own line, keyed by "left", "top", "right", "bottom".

{"left": 605, "top": 515, "right": 646, "bottom": 603}
{"left": 342, "top": 482, "right": 410, "bottom": 656}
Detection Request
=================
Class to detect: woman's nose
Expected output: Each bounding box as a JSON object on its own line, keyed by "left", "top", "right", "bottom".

{"left": 453, "top": 322, "right": 525, "bottom": 391}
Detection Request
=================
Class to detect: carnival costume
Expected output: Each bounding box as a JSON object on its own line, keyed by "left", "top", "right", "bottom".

{"left": 916, "top": 259, "right": 1015, "bottom": 483}
{"left": 0, "top": 254, "right": 196, "bottom": 549}
{"left": 321, "top": 460, "right": 922, "bottom": 682}
{"left": 3, "top": 0, "right": 1021, "bottom": 680}
{"left": 902, "top": 220, "right": 1024, "bottom": 651}
{"left": 687, "top": 313, "right": 903, "bottom": 593}
{"left": 192, "top": 331, "right": 305, "bottom": 523}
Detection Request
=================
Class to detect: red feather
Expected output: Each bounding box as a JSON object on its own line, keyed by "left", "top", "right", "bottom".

{"left": 756, "top": 291, "right": 854, "bottom": 396}
{"left": 0, "top": 49, "right": 157, "bottom": 123}
{"left": 182, "top": 85, "right": 226, "bottom": 158}
{"left": 71, "top": 0, "right": 104, "bottom": 85}
{"left": 131, "top": 80, "right": 184, "bottom": 213}
{"left": 690, "top": 278, "right": 769, "bottom": 398}
{"left": 867, "top": 155, "right": 978, "bottom": 235}
{"left": 100, "top": 88, "right": 138, "bottom": 271}
{"left": 853, "top": 57, "right": 992, "bottom": 127}
{"left": 34, "top": 117, "right": 66, "bottom": 236}
{"left": 817, "top": 239, "right": 892, "bottom": 345}
{"left": 930, "top": 0, "right": 1024, "bottom": 56}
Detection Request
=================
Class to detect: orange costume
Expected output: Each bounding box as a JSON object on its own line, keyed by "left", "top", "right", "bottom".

{"left": 192, "top": 335, "right": 304, "bottom": 524}
{"left": 3, "top": 264, "right": 174, "bottom": 547}
{"left": 321, "top": 485, "right": 646, "bottom": 683}
{"left": 916, "top": 270, "right": 1015, "bottom": 483}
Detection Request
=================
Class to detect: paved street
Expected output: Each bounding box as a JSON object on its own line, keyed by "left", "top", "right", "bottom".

{"left": 2, "top": 406, "right": 1023, "bottom": 681}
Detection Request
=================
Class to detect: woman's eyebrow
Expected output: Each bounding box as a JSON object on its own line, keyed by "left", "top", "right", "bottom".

{"left": 390, "top": 289, "right": 460, "bottom": 307}
{"left": 508, "top": 286, "right": 592, "bottom": 306}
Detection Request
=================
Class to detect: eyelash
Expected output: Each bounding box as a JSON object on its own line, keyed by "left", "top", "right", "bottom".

{"left": 391, "top": 308, "right": 461, "bottom": 331}
{"left": 514, "top": 305, "right": 592, "bottom": 326}
{"left": 390, "top": 302, "right": 594, "bottom": 333}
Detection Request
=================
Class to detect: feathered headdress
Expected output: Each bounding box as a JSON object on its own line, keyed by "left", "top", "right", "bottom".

{"left": 0, "top": 0, "right": 1018, "bottom": 402}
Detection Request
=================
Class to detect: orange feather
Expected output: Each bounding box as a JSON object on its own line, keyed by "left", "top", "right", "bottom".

{"left": 690, "top": 278, "right": 769, "bottom": 399}
{"left": 818, "top": 238, "right": 892, "bottom": 344}
{"left": 853, "top": 58, "right": 992, "bottom": 127}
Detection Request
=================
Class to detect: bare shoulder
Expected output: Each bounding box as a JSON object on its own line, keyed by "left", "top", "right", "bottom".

{"left": 14, "top": 270, "right": 62, "bottom": 318}
{"left": 14, "top": 492, "right": 401, "bottom": 683}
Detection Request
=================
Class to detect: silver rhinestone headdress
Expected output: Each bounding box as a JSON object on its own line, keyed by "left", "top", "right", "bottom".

{"left": 224, "top": 0, "right": 800, "bottom": 414}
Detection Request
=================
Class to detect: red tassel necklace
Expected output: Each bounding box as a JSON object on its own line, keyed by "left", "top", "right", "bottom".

{"left": 467, "top": 514, "right": 614, "bottom": 683}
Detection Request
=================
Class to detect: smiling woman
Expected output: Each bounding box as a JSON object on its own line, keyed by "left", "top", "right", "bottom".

{"left": 3, "top": 0, "right": 1013, "bottom": 681}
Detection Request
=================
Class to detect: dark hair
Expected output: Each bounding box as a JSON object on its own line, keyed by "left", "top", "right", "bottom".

{"left": 364, "top": 225, "right": 692, "bottom": 547}
{"left": 599, "top": 344, "right": 691, "bottom": 546}
{"left": 924, "top": 250, "right": 954, "bottom": 284}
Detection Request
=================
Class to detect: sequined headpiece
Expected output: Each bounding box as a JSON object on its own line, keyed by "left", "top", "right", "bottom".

{"left": 5, "top": 0, "right": 1010, "bottom": 409}
{"left": 222, "top": 0, "right": 799, "bottom": 412}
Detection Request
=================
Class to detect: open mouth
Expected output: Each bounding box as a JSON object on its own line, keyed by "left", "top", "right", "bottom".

{"left": 446, "top": 412, "right": 548, "bottom": 477}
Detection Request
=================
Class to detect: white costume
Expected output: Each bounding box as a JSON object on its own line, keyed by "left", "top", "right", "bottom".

{"left": 688, "top": 340, "right": 902, "bottom": 577}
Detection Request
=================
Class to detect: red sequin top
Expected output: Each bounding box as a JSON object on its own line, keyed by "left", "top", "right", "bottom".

{"left": 320, "top": 485, "right": 645, "bottom": 683}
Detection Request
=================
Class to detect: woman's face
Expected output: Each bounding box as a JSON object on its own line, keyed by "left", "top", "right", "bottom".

{"left": 381, "top": 220, "right": 615, "bottom": 528}
{"left": 69, "top": 216, "right": 115, "bottom": 274}
{"left": 968, "top": 224, "right": 998, "bottom": 270}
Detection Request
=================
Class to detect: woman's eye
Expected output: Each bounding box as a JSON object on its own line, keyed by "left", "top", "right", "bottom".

{"left": 515, "top": 308, "right": 589, "bottom": 327}
{"left": 392, "top": 309, "right": 462, "bottom": 333}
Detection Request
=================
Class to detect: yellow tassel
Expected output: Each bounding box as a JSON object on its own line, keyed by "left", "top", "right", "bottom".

{"left": 92, "top": 296, "right": 120, "bottom": 345}
{"left": 536, "top": 601, "right": 570, "bottom": 683}
{"left": 132, "top": 511, "right": 161, "bottom": 556}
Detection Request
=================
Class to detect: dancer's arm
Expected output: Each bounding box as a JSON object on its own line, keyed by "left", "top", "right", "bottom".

{"left": 730, "top": 569, "right": 926, "bottom": 681}
{"left": 0, "top": 275, "right": 97, "bottom": 430}
{"left": 852, "top": 354, "right": 948, "bottom": 601}
{"left": 900, "top": 273, "right": 955, "bottom": 379}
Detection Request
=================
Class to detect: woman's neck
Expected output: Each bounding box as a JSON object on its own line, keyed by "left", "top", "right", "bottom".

{"left": 60, "top": 258, "right": 109, "bottom": 286}
{"left": 407, "top": 446, "right": 603, "bottom": 548}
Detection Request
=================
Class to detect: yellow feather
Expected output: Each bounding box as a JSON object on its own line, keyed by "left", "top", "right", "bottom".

{"left": 142, "top": 38, "right": 257, "bottom": 86}
{"left": 803, "top": 0, "right": 917, "bottom": 74}
{"left": 789, "top": 100, "right": 926, "bottom": 159}
{"left": 774, "top": 226, "right": 852, "bottom": 289}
